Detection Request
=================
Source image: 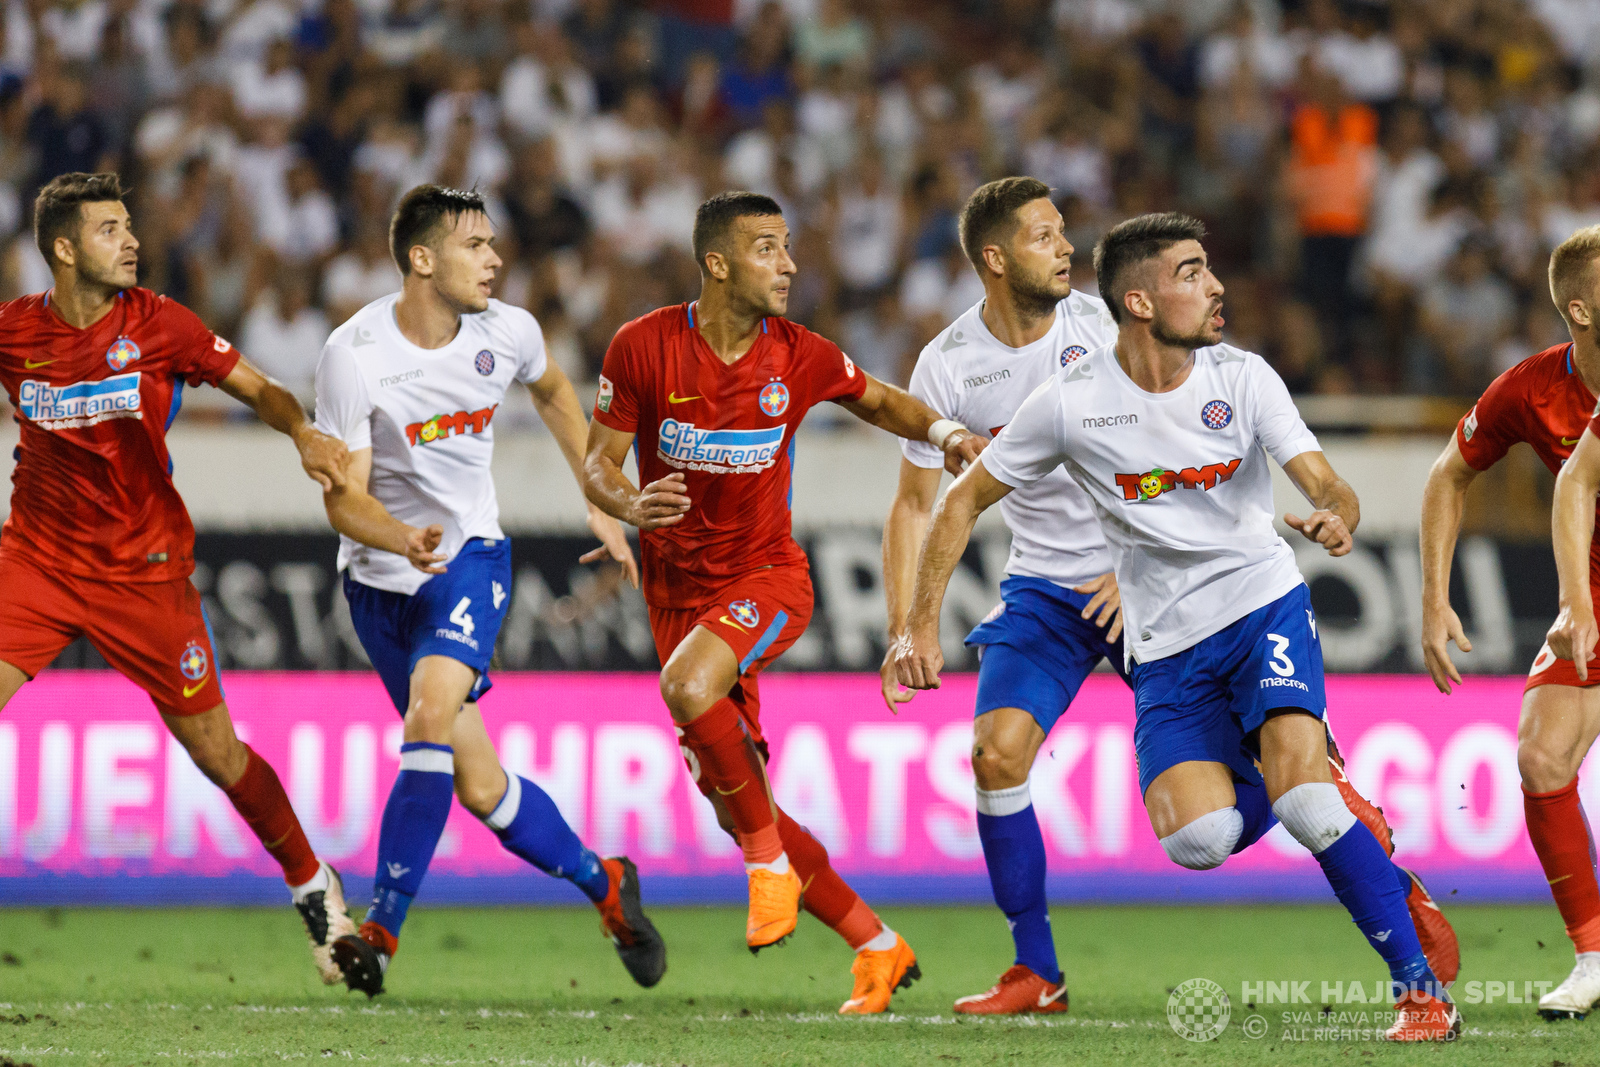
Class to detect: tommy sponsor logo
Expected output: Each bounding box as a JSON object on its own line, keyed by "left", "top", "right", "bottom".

{"left": 379, "top": 368, "right": 424, "bottom": 388}
{"left": 657, "top": 419, "right": 785, "bottom": 474}
{"left": 963, "top": 369, "right": 1011, "bottom": 389}
{"left": 1114, "top": 458, "right": 1242, "bottom": 501}
{"left": 19, "top": 372, "right": 142, "bottom": 429}
{"left": 407, "top": 404, "right": 498, "bottom": 446}
{"left": 1083, "top": 414, "right": 1138, "bottom": 428}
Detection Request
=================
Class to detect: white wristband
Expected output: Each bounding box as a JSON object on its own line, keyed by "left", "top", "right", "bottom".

{"left": 928, "top": 419, "right": 968, "bottom": 450}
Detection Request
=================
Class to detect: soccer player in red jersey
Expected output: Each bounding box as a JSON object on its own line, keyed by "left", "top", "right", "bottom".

{"left": 582, "top": 192, "right": 983, "bottom": 1013}
{"left": 0, "top": 173, "right": 357, "bottom": 981}
{"left": 1424, "top": 224, "right": 1600, "bottom": 1019}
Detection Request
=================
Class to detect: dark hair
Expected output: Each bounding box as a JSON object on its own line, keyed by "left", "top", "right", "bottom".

{"left": 1092, "top": 212, "right": 1208, "bottom": 324}
{"left": 389, "top": 184, "right": 489, "bottom": 274}
{"left": 958, "top": 176, "right": 1052, "bottom": 272}
{"left": 691, "top": 191, "right": 783, "bottom": 274}
{"left": 34, "top": 172, "right": 126, "bottom": 265}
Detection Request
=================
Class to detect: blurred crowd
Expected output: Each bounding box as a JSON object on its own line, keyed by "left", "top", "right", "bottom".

{"left": 1, "top": 0, "right": 1599, "bottom": 404}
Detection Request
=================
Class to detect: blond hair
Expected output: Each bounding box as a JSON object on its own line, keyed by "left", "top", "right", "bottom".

{"left": 1549, "top": 224, "right": 1600, "bottom": 326}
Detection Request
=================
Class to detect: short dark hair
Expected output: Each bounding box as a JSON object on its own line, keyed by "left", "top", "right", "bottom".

{"left": 1092, "top": 212, "right": 1208, "bottom": 324}
{"left": 34, "top": 172, "right": 126, "bottom": 265}
{"left": 692, "top": 191, "right": 783, "bottom": 274}
{"left": 958, "top": 176, "right": 1052, "bottom": 272}
{"left": 389, "top": 184, "right": 489, "bottom": 274}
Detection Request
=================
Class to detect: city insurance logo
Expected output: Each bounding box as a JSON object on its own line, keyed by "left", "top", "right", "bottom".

{"left": 1167, "top": 978, "right": 1231, "bottom": 1042}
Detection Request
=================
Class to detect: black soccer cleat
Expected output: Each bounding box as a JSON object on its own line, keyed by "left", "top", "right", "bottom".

{"left": 330, "top": 932, "right": 388, "bottom": 998}
{"left": 596, "top": 856, "right": 667, "bottom": 988}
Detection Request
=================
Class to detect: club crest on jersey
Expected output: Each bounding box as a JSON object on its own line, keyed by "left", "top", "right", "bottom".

{"left": 1201, "top": 399, "right": 1233, "bottom": 430}
{"left": 1061, "top": 345, "right": 1087, "bottom": 367}
{"left": 105, "top": 337, "right": 140, "bottom": 371}
{"left": 759, "top": 381, "right": 790, "bottom": 417}
{"left": 1114, "top": 458, "right": 1243, "bottom": 501}
{"left": 407, "top": 404, "right": 498, "bottom": 446}
{"left": 475, "top": 349, "right": 495, "bottom": 376}
{"left": 729, "top": 600, "right": 760, "bottom": 628}
{"left": 178, "top": 642, "right": 209, "bottom": 682}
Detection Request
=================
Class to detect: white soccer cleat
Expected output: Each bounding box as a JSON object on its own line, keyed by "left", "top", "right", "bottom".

{"left": 1539, "top": 953, "right": 1600, "bottom": 1020}
{"left": 294, "top": 863, "right": 359, "bottom": 986}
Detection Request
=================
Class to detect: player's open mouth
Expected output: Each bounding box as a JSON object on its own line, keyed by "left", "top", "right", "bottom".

{"left": 1209, "top": 305, "right": 1224, "bottom": 328}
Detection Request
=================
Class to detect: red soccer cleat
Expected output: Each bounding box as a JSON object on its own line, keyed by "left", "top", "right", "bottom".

{"left": 1386, "top": 990, "right": 1461, "bottom": 1042}
{"left": 953, "top": 964, "right": 1069, "bottom": 1015}
{"left": 1328, "top": 740, "right": 1393, "bottom": 856}
{"left": 1402, "top": 867, "right": 1460, "bottom": 987}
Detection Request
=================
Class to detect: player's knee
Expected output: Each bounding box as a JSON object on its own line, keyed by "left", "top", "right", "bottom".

{"left": 970, "top": 740, "right": 1029, "bottom": 790}
{"left": 1159, "top": 807, "right": 1243, "bottom": 870}
{"left": 402, "top": 698, "right": 457, "bottom": 742}
{"left": 454, "top": 771, "right": 503, "bottom": 818}
{"left": 185, "top": 733, "right": 247, "bottom": 786}
{"left": 659, "top": 665, "right": 719, "bottom": 720}
{"left": 1517, "top": 740, "right": 1577, "bottom": 793}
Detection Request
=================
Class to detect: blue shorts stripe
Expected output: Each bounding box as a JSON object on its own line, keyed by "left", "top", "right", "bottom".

{"left": 740, "top": 610, "right": 789, "bottom": 674}
{"left": 199, "top": 601, "right": 226, "bottom": 701}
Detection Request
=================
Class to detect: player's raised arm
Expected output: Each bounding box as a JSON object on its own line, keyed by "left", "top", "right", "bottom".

{"left": 525, "top": 361, "right": 639, "bottom": 587}
{"left": 1548, "top": 428, "right": 1600, "bottom": 677}
{"left": 895, "top": 459, "right": 1015, "bottom": 691}
{"left": 880, "top": 458, "right": 944, "bottom": 711}
{"left": 840, "top": 373, "right": 986, "bottom": 474}
{"left": 1280, "top": 451, "right": 1359, "bottom": 557}
{"left": 219, "top": 357, "right": 348, "bottom": 492}
{"left": 581, "top": 419, "right": 692, "bottom": 531}
{"left": 1419, "top": 436, "right": 1482, "bottom": 692}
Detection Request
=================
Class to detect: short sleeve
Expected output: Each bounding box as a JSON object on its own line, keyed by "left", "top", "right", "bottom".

{"left": 979, "top": 377, "right": 1067, "bottom": 488}
{"left": 312, "top": 343, "right": 374, "bottom": 452}
{"left": 900, "top": 344, "right": 954, "bottom": 469}
{"left": 804, "top": 331, "right": 869, "bottom": 405}
{"left": 162, "top": 296, "right": 240, "bottom": 387}
{"left": 511, "top": 307, "right": 549, "bottom": 385}
{"left": 1456, "top": 369, "right": 1522, "bottom": 471}
{"left": 1247, "top": 355, "right": 1321, "bottom": 466}
{"left": 593, "top": 325, "right": 641, "bottom": 432}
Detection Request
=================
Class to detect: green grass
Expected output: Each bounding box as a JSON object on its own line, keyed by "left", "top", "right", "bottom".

{"left": 0, "top": 904, "right": 1594, "bottom": 1066}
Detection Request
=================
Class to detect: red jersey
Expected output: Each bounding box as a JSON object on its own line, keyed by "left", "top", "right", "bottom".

{"left": 1456, "top": 342, "right": 1600, "bottom": 578}
{"left": 595, "top": 302, "right": 868, "bottom": 609}
{"left": 0, "top": 288, "right": 240, "bottom": 582}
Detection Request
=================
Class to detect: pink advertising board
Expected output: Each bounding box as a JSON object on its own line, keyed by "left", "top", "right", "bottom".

{"left": 0, "top": 671, "right": 1585, "bottom": 904}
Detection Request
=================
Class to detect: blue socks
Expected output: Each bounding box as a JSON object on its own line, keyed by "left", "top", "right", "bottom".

{"left": 368, "top": 741, "right": 456, "bottom": 940}
{"left": 1316, "top": 825, "right": 1443, "bottom": 997}
{"left": 482, "top": 771, "right": 610, "bottom": 903}
{"left": 1231, "top": 778, "right": 1279, "bottom": 853}
{"left": 976, "top": 783, "right": 1061, "bottom": 985}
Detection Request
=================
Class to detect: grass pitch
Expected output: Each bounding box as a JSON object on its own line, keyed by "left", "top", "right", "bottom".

{"left": 0, "top": 903, "right": 1594, "bottom": 1066}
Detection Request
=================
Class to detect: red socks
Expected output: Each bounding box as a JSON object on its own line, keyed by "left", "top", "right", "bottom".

{"left": 680, "top": 699, "right": 783, "bottom": 864}
{"left": 777, "top": 810, "right": 881, "bottom": 949}
{"left": 1524, "top": 778, "right": 1600, "bottom": 953}
{"left": 224, "top": 745, "right": 321, "bottom": 887}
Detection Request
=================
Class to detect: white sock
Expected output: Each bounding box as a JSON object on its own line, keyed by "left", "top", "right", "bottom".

{"left": 745, "top": 852, "right": 791, "bottom": 875}
{"left": 288, "top": 862, "right": 329, "bottom": 904}
{"left": 1576, "top": 951, "right": 1600, "bottom": 966}
{"left": 858, "top": 925, "right": 898, "bottom": 953}
{"left": 1271, "top": 782, "right": 1357, "bottom": 855}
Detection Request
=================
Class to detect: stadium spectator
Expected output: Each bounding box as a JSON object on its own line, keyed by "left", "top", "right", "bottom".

{"left": 1415, "top": 237, "right": 1517, "bottom": 393}
{"left": 238, "top": 266, "right": 329, "bottom": 405}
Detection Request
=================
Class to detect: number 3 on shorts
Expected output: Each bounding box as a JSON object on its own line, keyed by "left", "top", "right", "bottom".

{"left": 450, "top": 596, "right": 475, "bottom": 637}
{"left": 1266, "top": 633, "right": 1294, "bottom": 677}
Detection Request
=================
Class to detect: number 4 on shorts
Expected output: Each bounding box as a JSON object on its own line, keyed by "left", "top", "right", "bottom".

{"left": 450, "top": 596, "right": 475, "bottom": 637}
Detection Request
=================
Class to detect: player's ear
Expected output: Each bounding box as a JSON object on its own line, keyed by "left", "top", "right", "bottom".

{"left": 981, "top": 244, "right": 1005, "bottom": 279}
{"left": 52, "top": 235, "right": 75, "bottom": 269}
{"left": 1571, "top": 299, "right": 1593, "bottom": 329}
{"left": 1124, "top": 287, "right": 1153, "bottom": 324}
{"left": 408, "top": 243, "right": 433, "bottom": 278}
{"left": 704, "top": 249, "right": 729, "bottom": 282}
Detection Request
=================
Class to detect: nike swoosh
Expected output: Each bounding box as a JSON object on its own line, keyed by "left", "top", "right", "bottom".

{"left": 1550, "top": 874, "right": 1573, "bottom": 885}
{"left": 719, "top": 616, "right": 747, "bottom": 633}
{"left": 669, "top": 392, "right": 702, "bottom": 404}
{"left": 1562, "top": 437, "right": 1582, "bottom": 446}
{"left": 714, "top": 782, "right": 747, "bottom": 796}
{"left": 23, "top": 358, "right": 55, "bottom": 369}
{"left": 182, "top": 679, "right": 208, "bottom": 698}
{"left": 1038, "top": 985, "right": 1067, "bottom": 1008}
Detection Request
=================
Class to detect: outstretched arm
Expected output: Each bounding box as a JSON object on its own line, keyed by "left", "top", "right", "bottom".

{"left": 1419, "top": 437, "right": 1482, "bottom": 692}
{"left": 840, "top": 373, "right": 986, "bottom": 474}
{"left": 581, "top": 419, "right": 693, "bottom": 530}
{"left": 219, "top": 357, "right": 347, "bottom": 491}
{"left": 526, "top": 362, "right": 639, "bottom": 587}
{"left": 1281, "top": 450, "right": 1358, "bottom": 556}
{"left": 1548, "top": 428, "right": 1600, "bottom": 678}
{"left": 321, "top": 448, "right": 447, "bottom": 574}
{"left": 893, "top": 458, "right": 1015, "bottom": 691}
{"left": 880, "top": 459, "right": 944, "bottom": 712}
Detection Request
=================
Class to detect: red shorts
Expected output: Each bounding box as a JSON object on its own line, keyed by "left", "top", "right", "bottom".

{"left": 0, "top": 550, "right": 223, "bottom": 716}
{"left": 648, "top": 565, "right": 813, "bottom": 745}
{"left": 1526, "top": 640, "right": 1600, "bottom": 692}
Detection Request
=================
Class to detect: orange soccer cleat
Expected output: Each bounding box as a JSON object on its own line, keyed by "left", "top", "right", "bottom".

{"left": 1402, "top": 867, "right": 1460, "bottom": 987}
{"left": 1328, "top": 737, "right": 1393, "bottom": 856}
{"left": 953, "top": 964, "right": 1070, "bottom": 1015}
{"left": 1386, "top": 990, "right": 1461, "bottom": 1042}
{"left": 746, "top": 864, "right": 802, "bottom": 952}
{"left": 839, "top": 932, "right": 921, "bottom": 1014}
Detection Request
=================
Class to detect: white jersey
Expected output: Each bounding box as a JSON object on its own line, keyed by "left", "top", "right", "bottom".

{"left": 981, "top": 341, "right": 1320, "bottom": 664}
{"left": 313, "top": 294, "right": 549, "bottom": 595}
{"left": 902, "top": 294, "right": 1117, "bottom": 588}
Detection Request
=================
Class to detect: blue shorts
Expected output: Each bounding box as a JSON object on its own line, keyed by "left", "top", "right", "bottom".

{"left": 965, "top": 575, "right": 1129, "bottom": 734}
{"left": 1129, "top": 583, "right": 1326, "bottom": 797}
{"left": 344, "top": 538, "right": 512, "bottom": 715}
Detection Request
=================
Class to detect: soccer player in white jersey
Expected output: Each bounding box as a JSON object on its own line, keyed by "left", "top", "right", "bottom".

{"left": 894, "top": 213, "right": 1459, "bottom": 1041}
{"left": 311, "top": 185, "right": 665, "bottom": 996}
